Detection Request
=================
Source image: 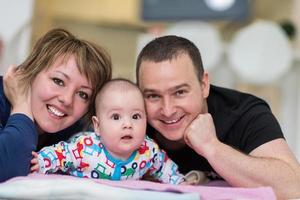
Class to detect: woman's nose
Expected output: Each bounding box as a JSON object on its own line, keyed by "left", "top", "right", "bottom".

{"left": 58, "top": 90, "right": 73, "bottom": 106}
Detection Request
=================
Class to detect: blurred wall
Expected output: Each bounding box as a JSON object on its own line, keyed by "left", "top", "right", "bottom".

{"left": 0, "top": 0, "right": 33, "bottom": 74}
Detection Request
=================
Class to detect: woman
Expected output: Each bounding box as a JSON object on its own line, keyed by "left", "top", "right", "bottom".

{"left": 0, "top": 28, "right": 112, "bottom": 182}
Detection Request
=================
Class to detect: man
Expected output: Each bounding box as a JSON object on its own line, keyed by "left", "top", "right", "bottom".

{"left": 136, "top": 35, "right": 300, "bottom": 199}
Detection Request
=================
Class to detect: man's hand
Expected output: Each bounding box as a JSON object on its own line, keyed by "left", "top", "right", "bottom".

{"left": 184, "top": 113, "right": 219, "bottom": 156}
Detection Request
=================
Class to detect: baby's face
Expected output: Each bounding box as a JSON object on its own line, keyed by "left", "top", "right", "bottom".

{"left": 93, "top": 87, "right": 147, "bottom": 161}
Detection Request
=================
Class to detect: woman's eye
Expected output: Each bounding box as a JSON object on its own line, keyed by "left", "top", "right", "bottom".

{"left": 111, "top": 114, "right": 120, "bottom": 120}
{"left": 53, "top": 78, "right": 64, "bottom": 86}
{"left": 132, "top": 113, "right": 141, "bottom": 120}
{"left": 77, "top": 91, "right": 89, "bottom": 100}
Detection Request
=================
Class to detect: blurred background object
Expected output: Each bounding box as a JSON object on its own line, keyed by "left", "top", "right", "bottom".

{"left": 141, "top": 0, "right": 250, "bottom": 21}
{"left": 0, "top": 0, "right": 33, "bottom": 75}
{"left": 0, "top": 36, "right": 3, "bottom": 67}
{"left": 163, "top": 21, "right": 223, "bottom": 72}
{"left": 1, "top": 0, "right": 300, "bottom": 160}
{"left": 227, "top": 20, "right": 293, "bottom": 84}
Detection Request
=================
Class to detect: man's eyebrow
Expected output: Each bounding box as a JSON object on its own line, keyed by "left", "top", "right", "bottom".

{"left": 142, "top": 89, "right": 157, "bottom": 93}
{"left": 142, "top": 83, "right": 190, "bottom": 93}
{"left": 173, "top": 83, "right": 190, "bottom": 90}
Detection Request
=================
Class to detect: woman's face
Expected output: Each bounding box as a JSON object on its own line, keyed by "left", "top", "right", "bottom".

{"left": 31, "top": 55, "right": 93, "bottom": 134}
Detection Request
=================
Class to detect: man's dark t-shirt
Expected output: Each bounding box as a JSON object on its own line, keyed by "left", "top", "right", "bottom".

{"left": 147, "top": 85, "right": 284, "bottom": 178}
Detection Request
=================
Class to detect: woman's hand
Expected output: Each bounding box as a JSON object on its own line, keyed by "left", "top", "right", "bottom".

{"left": 30, "top": 151, "right": 40, "bottom": 173}
{"left": 3, "top": 65, "right": 33, "bottom": 121}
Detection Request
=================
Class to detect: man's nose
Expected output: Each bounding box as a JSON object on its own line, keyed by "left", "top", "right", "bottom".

{"left": 161, "top": 97, "right": 176, "bottom": 117}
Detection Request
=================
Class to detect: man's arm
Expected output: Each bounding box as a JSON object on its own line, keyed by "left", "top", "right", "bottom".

{"left": 204, "top": 138, "right": 300, "bottom": 199}
{"left": 184, "top": 113, "right": 300, "bottom": 200}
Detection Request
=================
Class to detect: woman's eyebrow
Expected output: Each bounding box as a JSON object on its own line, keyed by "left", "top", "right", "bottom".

{"left": 54, "top": 70, "right": 92, "bottom": 90}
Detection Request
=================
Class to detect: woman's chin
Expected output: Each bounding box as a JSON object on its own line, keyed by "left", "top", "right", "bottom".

{"left": 37, "top": 124, "right": 63, "bottom": 134}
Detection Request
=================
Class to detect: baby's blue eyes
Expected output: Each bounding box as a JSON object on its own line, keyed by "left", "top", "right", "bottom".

{"left": 112, "top": 114, "right": 120, "bottom": 120}
{"left": 111, "top": 113, "right": 142, "bottom": 120}
{"left": 132, "top": 113, "right": 141, "bottom": 120}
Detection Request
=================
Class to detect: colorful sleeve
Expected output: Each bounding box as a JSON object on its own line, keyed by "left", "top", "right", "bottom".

{"left": 37, "top": 134, "right": 85, "bottom": 174}
{"left": 147, "top": 139, "right": 184, "bottom": 185}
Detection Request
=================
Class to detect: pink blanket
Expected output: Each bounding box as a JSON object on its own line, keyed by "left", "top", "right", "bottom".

{"left": 1, "top": 174, "right": 276, "bottom": 200}
{"left": 96, "top": 176, "right": 276, "bottom": 200}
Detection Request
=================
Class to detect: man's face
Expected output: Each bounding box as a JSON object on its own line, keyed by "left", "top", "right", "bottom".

{"left": 138, "top": 53, "right": 210, "bottom": 142}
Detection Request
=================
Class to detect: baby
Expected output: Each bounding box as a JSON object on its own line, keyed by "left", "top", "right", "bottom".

{"left": 31, "top": 78, "right": 185, "bottom": 185}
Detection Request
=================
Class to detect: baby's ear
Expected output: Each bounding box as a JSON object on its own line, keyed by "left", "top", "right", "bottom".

{"left": 92, "top": 116, "right": 100, "bottom": 135}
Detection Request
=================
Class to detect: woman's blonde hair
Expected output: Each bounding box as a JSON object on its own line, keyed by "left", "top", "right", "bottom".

{"left": 18, "top": 28, "right": 112, "bottom": 125}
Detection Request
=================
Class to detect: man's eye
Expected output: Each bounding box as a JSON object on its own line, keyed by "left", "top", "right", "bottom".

{"left": 175, "top": 90, "right": 186, "bottom": 96}
{"left": 52, "top": 78, "right": 64, "bottom": 86}
{"left": 77, "top": 91, "right": 89, "bottom": 100}
{"left": 111, "top": 114, "right": 120, "bottom": 120}
{"left": 145, "top": 94, "right": 159, "bottom": 100}
{"left": 132, "top": 113, "right": 141, "bottom": 120}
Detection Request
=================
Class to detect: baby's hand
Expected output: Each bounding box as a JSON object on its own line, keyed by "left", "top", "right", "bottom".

{"left": 179, "top": 181, "right": 190, "bottom": 185}
{"left": 183, "top": 170, "right": 209, "bottom": 185}
{"left": 30, "top": 151, "right": 40, "bottom": 173}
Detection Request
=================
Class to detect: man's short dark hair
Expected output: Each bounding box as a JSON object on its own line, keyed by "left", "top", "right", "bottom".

{"left": 136, "top": 35, "right": 204, "bottom": 84}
